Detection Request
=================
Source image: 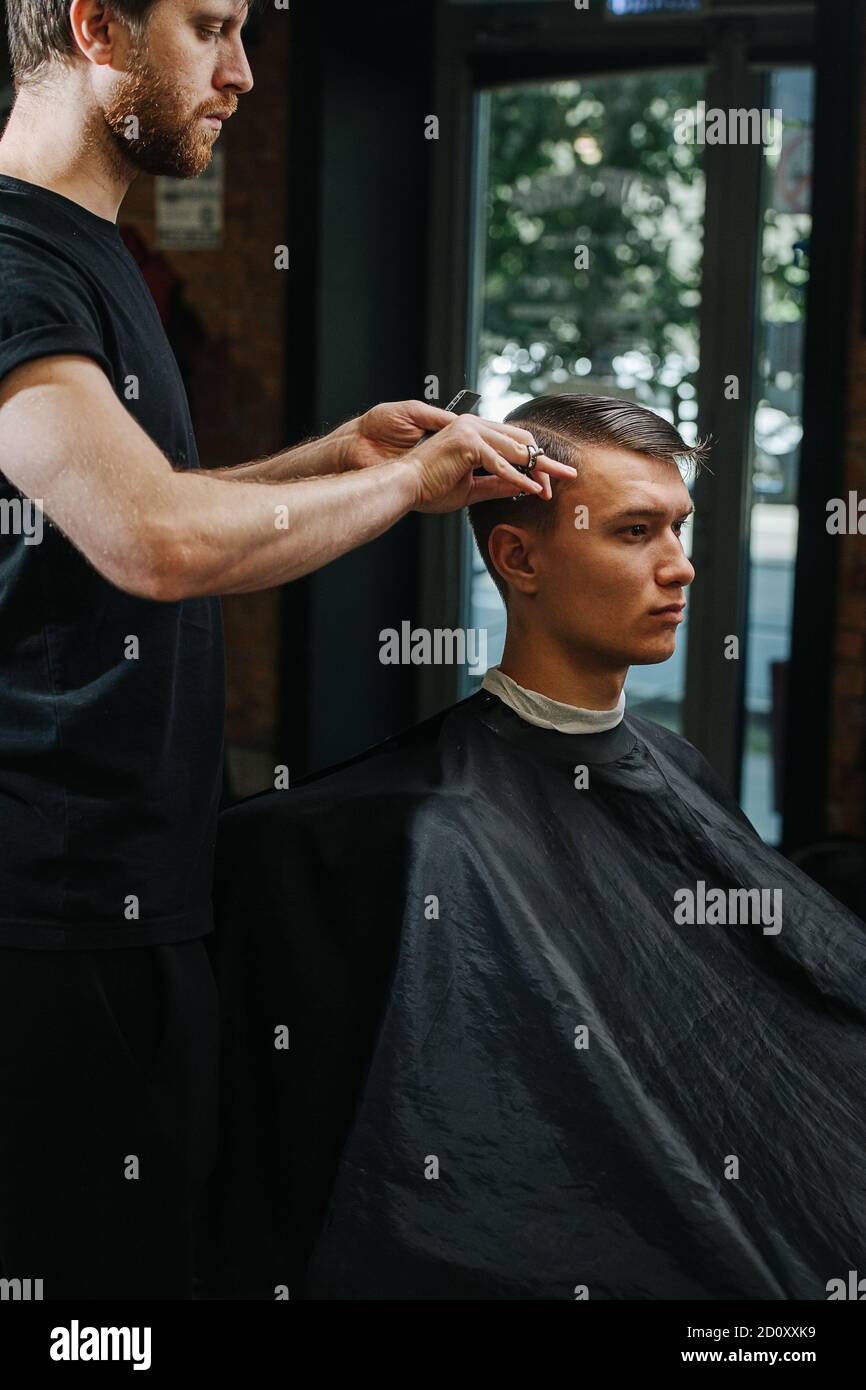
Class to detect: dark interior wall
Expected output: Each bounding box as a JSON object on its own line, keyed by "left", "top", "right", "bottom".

{"left": 279, "top": 1, "right": 437, "bottom": 776}
{"left": 782, "top": 0, "right": 864, "bottom": 848}
{"left": 827, "top": 1, "right": 866, "bottom": 843}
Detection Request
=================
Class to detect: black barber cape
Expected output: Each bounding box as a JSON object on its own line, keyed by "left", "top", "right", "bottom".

{"left": 203, "top": 691, "right": 866, "bottom": 1300}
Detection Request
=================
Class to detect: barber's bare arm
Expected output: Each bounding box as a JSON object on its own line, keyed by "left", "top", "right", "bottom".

{"left": 0, "top": 356, "right": 574, "bottom": 600}
{"left": 205, "top": 429, "right": 351, "bottom": 482}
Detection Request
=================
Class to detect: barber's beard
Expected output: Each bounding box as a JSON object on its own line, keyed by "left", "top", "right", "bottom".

{"left": 100, "top": 44, "right": 217, "bottom": 179}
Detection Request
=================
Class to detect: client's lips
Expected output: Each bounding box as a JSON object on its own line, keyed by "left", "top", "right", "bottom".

{"left": 647, "top": 603, "right": 686, "bottom": 623}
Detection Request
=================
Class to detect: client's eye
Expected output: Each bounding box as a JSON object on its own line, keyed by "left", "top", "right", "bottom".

{"left": 199, "top": 27, "right": 222, "bottom": 41}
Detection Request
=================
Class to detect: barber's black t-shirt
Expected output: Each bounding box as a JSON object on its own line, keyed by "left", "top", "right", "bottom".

{"left": 0, "top": 174, "right": 226, "bottom": 949}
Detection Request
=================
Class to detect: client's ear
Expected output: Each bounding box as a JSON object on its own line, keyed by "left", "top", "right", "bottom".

{"left": 488, "top": 523, "right": 540, "bottom": 599}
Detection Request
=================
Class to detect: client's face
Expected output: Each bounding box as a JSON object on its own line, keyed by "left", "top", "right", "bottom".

{"left": 521, "top": 445, "right": 696, "bottom": 669}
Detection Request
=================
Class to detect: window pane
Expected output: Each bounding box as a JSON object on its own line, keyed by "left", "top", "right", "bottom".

{"left": 740, "top": 68, "right": 814, "bottom": 845}
{"left": 465, "top": 69, "right": 706, "bottom": 732}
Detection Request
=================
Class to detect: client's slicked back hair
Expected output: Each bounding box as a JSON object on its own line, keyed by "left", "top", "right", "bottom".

{"left": 467, "top": 392, "right": 710, "bottom": 603}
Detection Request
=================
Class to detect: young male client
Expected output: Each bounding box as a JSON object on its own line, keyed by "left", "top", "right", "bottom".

{"left": 204, "top": 393, "right": 866, "bottom": 1301}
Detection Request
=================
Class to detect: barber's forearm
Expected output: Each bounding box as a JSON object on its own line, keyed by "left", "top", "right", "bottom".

{"left": 163, "top": 456, "right": 417, "bottom": 598}
{"left": 204, "top": 421, "right": 354, "bottom": 483}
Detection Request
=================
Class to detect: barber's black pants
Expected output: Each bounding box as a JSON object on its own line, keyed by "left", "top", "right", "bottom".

{"left": 0, "top": 938, "right": 218, "bottom": 1300}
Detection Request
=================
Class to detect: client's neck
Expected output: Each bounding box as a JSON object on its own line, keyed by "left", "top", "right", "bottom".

{"left": 499, "top": 634, "right": 626, "bottom": 712}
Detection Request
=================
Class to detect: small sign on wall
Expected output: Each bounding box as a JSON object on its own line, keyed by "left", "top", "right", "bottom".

{"left": 773, "top": 125, "right": 812, "bottom": 216}
{"left": 156, "top": 148, "right": 224, "bottom": 250}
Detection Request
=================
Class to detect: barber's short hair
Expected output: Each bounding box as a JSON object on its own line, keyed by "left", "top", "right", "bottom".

{"left": 467, "top": 392, "right": 709, "bottom": 603}
{"left": 5, "top": 0, "right": 263, "bottom": 88}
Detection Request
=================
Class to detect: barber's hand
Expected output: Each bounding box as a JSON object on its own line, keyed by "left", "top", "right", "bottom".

{"left": 404, "top": 414, "right": 577, "bottom": 513}
{"left": 337, "top": 400, "right": 459, "bottom": 471}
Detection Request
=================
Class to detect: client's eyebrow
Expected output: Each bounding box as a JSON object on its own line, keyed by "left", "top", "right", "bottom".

{"left": 608, "top": 503, "right": 696, "bottom": 523}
